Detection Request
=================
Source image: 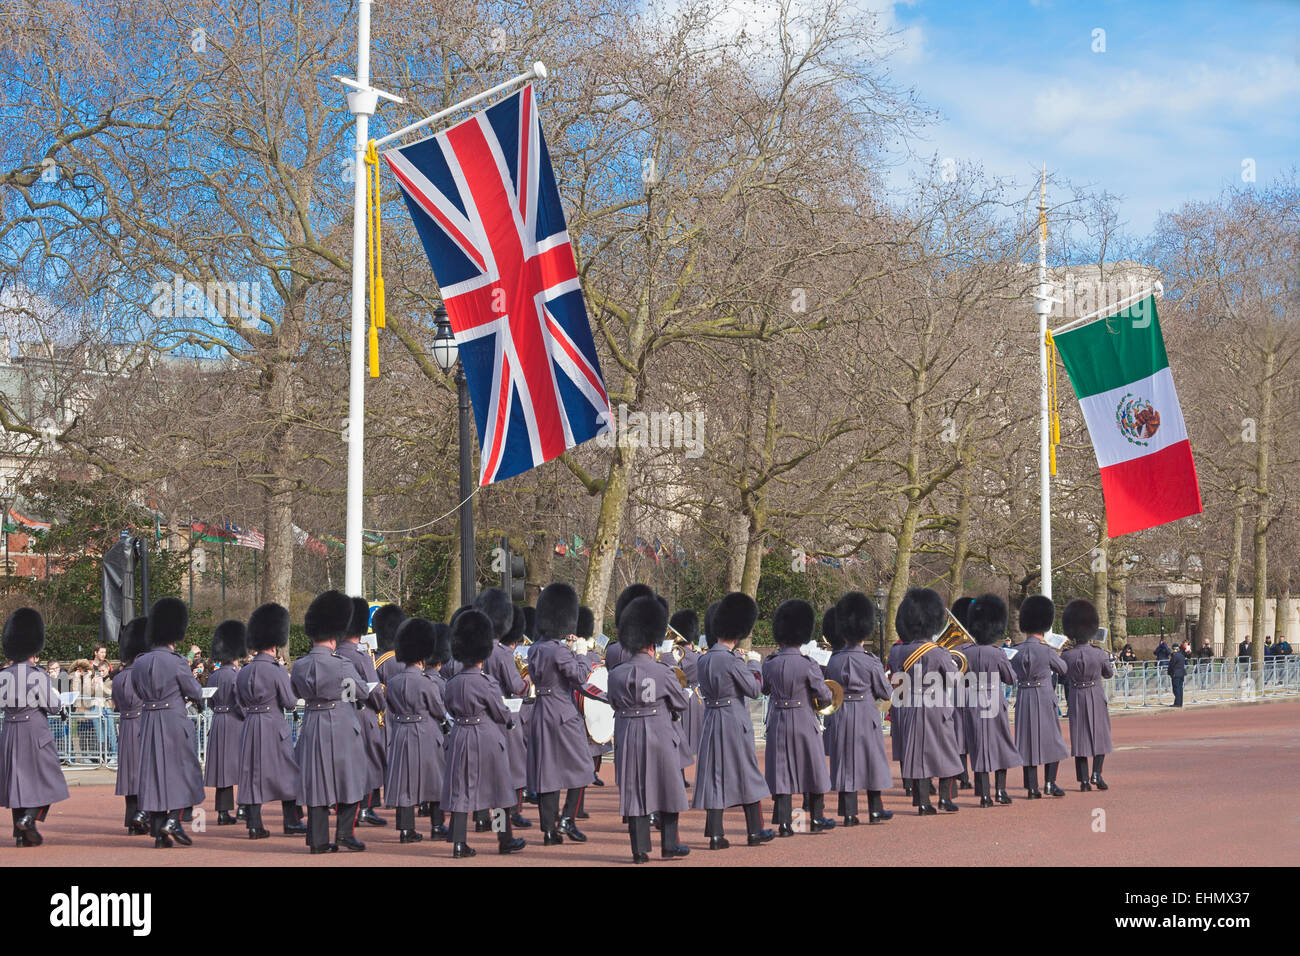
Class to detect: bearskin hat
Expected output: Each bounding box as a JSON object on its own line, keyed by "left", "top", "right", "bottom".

{"left": 894, "top": 587, "right": 946, "bottom": 644}
{"left": 951, "top": 596, "right": 975, "bottom": 630}
{"left": 536, "top": 583, "right": 580, "bottom": 641}
{"left": 119, "top": 616, "right": 150, "bottom": 665}
{"left": 618, "top": 595, "right": 667, "bottom": 654}
{"left": 615, "top": 583, "right": 656, "bottom": 626}
{"left": 967, "top": 594, "right": 1008, "bottom": 646}
{"left": 703, "top": 600, "right": 722, "bottom": 647}
{"left": 427, "top": 622, "right": 452, "bottom": 667}
{"left": 396, "top": 617, "right": 438, "bottom": 665}
{"left": 451, "top": 609, "right": 496, "bottom": 666}
{"left": 576, "top": 606, "right": 596, "bottom": 639}
{"left": 2, "top": 607, "right": 45, "bottom": 661}
{"left": 712, "top": 592, "right": 758, "bottom": 642}
{"left": 448, "top": 604, "right": 472, "bottom": 629}
{"left": 372, "top": 604, "right": 406, "bottom": 654}
{"left": 1018, "top": 595, "right": 1056, "bottom": 636}
{"left": 146, "top": 597, "right": 189, "bottom": 647}
{"left": 473, "top": 588, "right": 514, "bottom": 638}
{"left": 247, "top": 602, "right": 291, "bottom": 652}
{"left": 211, "top": 619, "right": 247, "bottom": 664}
{"left": 772, "top": 599, "right": 815, "bottom": 647}
{"left": 834, "top": 592, "right": 876, "bottom": 646}
{"left": 821, "top": 607, "right": 844, "bottom": 650}
{"left": 304, "top": 590, "right": 354, "bottom": 643}
{"left": 347, "top": 596, "right": 370, "bottom": 638}
{"left": 655, "top": 594, "right": 669, "bottom": 613}
{"left": 523, "top": 606, "right": 536, "bottom": 639}
{"left": 1062, "top": 599, "right": 1101, "bottom": 644}
{"left": 669, "top": 609, "right": 699, "bottom": 646}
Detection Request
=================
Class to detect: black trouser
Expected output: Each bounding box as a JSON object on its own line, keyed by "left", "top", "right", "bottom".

{"left": 1024, "top": 766, "right": 1039, "bottom": 790}
{"left": 1045, "top": 761, "right": 1059, "bottom": 785}
{"left": 429, "top": 802, "right": 445, "bottom": 834}
{"left": 772, "top": 793, "right": 793, "bottom": 825}
{"left": 307, "top": 801, "right": 358, "bottom": 847}
{"left": 11, "top": 806, "right": 46, "bottom": 833}
{"left": 149, "top": 809, "right": 182, "bottom": 837}
{"left": 958, "top": 752, "right": 970, "bottom": 783}
{"left": 1075, "top": 756, "right": 1090, "bottom": 782}
{"left": 245, "top": 804, "right": 263, "bottom": 830}
{"left": 975, "top": 771, "right": 989, "bottom": 797}
{"left": 366, "top": 787, "right": 382, "bottom": 811}
{"left": 995, "top": 769, "right": 1007, "bottom": 792}
{"left": 628, "top": 815, "right": 652, "bottom": 856}
{"left": 1172, "top": 676, "right": 1184, "bottom": 707}
{"left": 249, "top": 800, "right": 300, "bottom": 831}
{"left": 705, "top": 806, "right": 761, "bottom": 838}
{"left": 395, "top": 805, "right": 416, "bottom": 831}
{"left": 540, "top": 788, "right": 583, "bottom": 829}
{"left": 452, "top": 809, "right": 514, "bottom": 846}
{"left": 1093, "top": 755, "right": 1105, "bottom": 775}
{"left": 214, "top": 786, "right": 235, "bottom": 812}
{"left": 593, "top": 755, "right": 602, "bottom": 773}
{"left": 123, "top": 794, "right": 139, "bottom": 827}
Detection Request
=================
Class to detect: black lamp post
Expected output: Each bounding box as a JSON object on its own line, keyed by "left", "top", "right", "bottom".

{"left": 875, "top": 584, "right": 888, "bottom": 660}
{"left": 433, "top": 307, "right": 475, "bottom": 605}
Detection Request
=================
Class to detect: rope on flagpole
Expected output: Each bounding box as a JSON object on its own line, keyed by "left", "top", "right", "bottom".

{"left": 364, "top": 139, "right": 385, "bottom": 377}
{"left": 362, "top": 484, "right": 483, "bottom": 536}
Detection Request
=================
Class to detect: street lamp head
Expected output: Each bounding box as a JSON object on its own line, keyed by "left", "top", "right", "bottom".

{"left": 432, "top": 307, "right": 458, "bottom": 373}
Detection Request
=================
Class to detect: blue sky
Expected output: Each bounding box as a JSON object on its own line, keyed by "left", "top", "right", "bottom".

{"left": 876, "top": 0, "right": 1300, "bottom": 236}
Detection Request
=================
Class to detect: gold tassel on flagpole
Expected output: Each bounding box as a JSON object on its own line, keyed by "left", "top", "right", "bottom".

{"left": 1045, "top": 329, "right": 1061, "bottom": 475}
{"left": 364, "top": 139, "right": 386, "bottom": 378}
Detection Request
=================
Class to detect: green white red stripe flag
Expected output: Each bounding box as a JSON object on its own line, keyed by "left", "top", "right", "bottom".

{"left": 1051, "top": 295, "right": 1203, "bottom": 537}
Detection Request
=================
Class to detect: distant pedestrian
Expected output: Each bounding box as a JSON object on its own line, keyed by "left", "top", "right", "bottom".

{"left": 1167, "top": 646, "right": 1187, "bottom": 707}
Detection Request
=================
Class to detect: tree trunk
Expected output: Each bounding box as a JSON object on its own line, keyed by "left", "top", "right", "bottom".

{"left": 886, "top": 502, "right": 921, "bottom": 647}
{"left": 738, "top": 506, "right": 765, "bottom": 599}
{"left": 1275, "top": 565, "right": 1290, "bottom": 645}
{"left": 1108, "top": 561, "right": 1129, "bottom": 651}
{"left": 1196, "top": 557, "right": 1219, "bottom": 654}
{"left": 1224, "top": 481, "right": 1246, "bottom": 653}
{"left": 947, "top": 445, "right": 971, "bottom": 601}
{"left": 582, "top": 434, "right": 636, "bottom": 628}
{"left": 1093, "top": 514, "right": 1110, "bottom": 649}
{"left": 1250, "top": 346, "right": 1274, "bottom": 660}
{"left": 724, "top": 511, "right": 749, "bottom": 593}
{"left": 446, "top": 539, "right": 461, "bottom": 621}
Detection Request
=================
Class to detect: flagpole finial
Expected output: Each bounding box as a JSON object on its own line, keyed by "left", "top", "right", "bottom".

{"left": 532, "top": 61, "right": 548, "bottom": 80}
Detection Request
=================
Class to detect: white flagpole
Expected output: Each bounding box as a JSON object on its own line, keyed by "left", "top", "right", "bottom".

{"left": 373, "top": 62, "right": 547, "bottom": 149}
{"left": 1036, "top": 166, "right": 1052, "bottom": 601}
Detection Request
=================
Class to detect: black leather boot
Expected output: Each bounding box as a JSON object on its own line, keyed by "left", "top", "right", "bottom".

{"left": 557, "top": 816, "right": 587, "bottom": 843}
{"left": 938, "top": 777, "right": 960, "bottom": 812}
{"left": 915, "top": 778, "right": 936, "bottom": 815}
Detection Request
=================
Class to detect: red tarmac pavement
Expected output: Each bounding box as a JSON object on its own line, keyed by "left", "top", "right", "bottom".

{"left": 10, "top": 699, "right": 1298, "bottom": 867}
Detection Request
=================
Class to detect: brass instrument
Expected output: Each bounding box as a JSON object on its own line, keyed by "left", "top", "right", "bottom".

{"left": 814, "top": 679, "right": 844, "bottom": 716}
{"left": 514, "top": 654, "right": 537, "bottom": 699}
{"left": 672, "top": 666, "right": 688, "bottom": 689}
{"left": 934, "top": 611, "right": 972, "bottom": 675}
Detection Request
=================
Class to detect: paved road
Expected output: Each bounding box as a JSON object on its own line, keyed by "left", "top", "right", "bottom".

{"left": 16, "top": 698, "right": 1297, "bottom": 867}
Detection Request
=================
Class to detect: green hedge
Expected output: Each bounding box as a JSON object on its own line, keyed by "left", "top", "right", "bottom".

{"left": 40, "top": 622, "right": 316, "bottom": 662}
{"left": 1125, "top": 616, "right": 1180, "bottom": 637}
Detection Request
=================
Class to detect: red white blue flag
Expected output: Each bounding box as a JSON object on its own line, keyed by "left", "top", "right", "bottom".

{"left": 384, "top": 84, "right": 612, "bottom": 485}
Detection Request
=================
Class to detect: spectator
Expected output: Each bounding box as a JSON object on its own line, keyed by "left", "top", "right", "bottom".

{"left": 92, "top": 643, "right": 109, "bottom": 668}
{"left": 1168, "top": 644, "right": 1187, "bottom": 707}
{"left": 1276, "top": 636, "right": 1292, "bottom": 656}
{"left": 93, "top": 659, "right": 118, "bottom": 757}
{"left": 1196, "top": 640, "right": 1214, "bottom": 660}
{"left": 1119, "top": 643, "right": 1137, "bottom": 663}
{"left": 1154, "top": 638, "right": 1171, "bottom": 664}
{"left": 1237, "top": 638, "right": 1251, "bottom": 661}
{"left": 1263, "top": 636, "right": 1275, "bottom": 658}
{"left": 186, "top": 644, "right": 202, "bottom": 664}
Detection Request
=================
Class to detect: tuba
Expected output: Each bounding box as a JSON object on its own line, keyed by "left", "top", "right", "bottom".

{"left": 814, "top": 679, "right": 844, "bottom": 716}
{"left": 934, "top": 611, "right": 972, "bottom": 675}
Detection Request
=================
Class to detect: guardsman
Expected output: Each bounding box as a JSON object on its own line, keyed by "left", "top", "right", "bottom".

{"left": 235, "top": 602, "right": 305, "bottom": 838}
{"left": 113, "top": 616, "right": 150, "bottom": 835}
{"left": 422, "top": 622, "right": 453, "bottom": 836}
{"left": 0, "top": 608, "right": 70, "bottom": 846}
{"left": 669, "top": 610, "right": 705, "bottom": 768}
{"left": 762, "top": 599, "right": 835, "bottom": 835}
{"left": 826, "top": 592, "right": 893, "bottom": 826}
{"left": 605, "top": 583, "right": 655, "bottom": 673}
{"left": 692, "top": 592, "right": 774, "bottom": 849}
{"left": 892, "top": 588, "right": 963, "bottom": 815}
{"left": 474, "top": 588, "right": 532, "bottom": 831}
{"left": 1060, "top": 599, "right": 1114, "bottom": 791}
{"left": 1012, "top": 595, "right": 1069, "bottom": 798}
{"left": 950, "top": 597, "right": 976, "bottom": 791}
{"left": 133, "top": 598, "right": 206, "bottom": 847}
{"left": 292, "top": 590, "right": 373, "bottom": 853}
{"left": 384, "top": 617, "right": 449, "bottom": 843}
{"left": 962, "top": 595, "right": 1019, "bottom": 807}
{"left": 576, "top": 605, "right": 610, "bottom": 790}
{"left": 609, "top": 595, "right": 691, "bottom": 862}
{"left": 372, "top": 604, "right": 407, "bottom": 686}
{"left": 205, "top": 619, "right": 247, "bottom": 826}
{"left": 442, "top": 609, "right": 526, "bottom": 858}
{"left": 527, "top": 583, "right": 609, "bottom": 844}
{"left": 336, "top": 597, "right": 388, "bottom": 827}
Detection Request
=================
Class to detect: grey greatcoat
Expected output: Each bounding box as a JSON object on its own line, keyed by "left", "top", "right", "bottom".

{"left": 1061, "top": 644, "right": 1114, "bottom": 758}
{"left": 334, "top": 640, "right": 386, "bottom": 794}
{"left": 203, "top": 664, "right": 244, "bottom": 788}
{"left": 680, "top": 647, "right": 705, "bottom": 754}
{"left": 825, "top": 645, "right": 893, "bottom": 793}
{"left": 608, "top": 652, "right": 690, "bottom": 817}
{"left": 960, "top": 645, "right": 1020, "bottom": 772}
{"left": 1011, "top": 639, "right": 1069, "bottom": 766}
{"left": 484, "top": 642, "right": 528, "bottom": 792}
{"left": 525, "top": 641, "right": 596, "bottom": 793}
{"left": 0, "top": 663, "right": 70, "bottom": 809}
{"left": 690, "top": 644, "right": 769, "bottom": 810}
{"left": 893, "top": 640, "right": 963, "bottom": 779}
{"left": 886, "top": 642, "right": 908, "bottom": 762}
{"left": 235, "top": 653, "right": 300, "bottom": 805}
{"left": 580, "top": 649, "right": 612, "bottom": 758}
{"left": 132, "top": 648, "right": 206, "bottom": 812}
{"left": 761, "top": 646, "right": 832, "bottom": 796}
{"left": 291, "top": 645, "right": 372, "bottom": 807}
{"left": 112, "top": 662, "right": 143, "bottom": 798}
{"left": 384, "top": 665, "right": 446, "bottom": 806}
{"left": 822, "top": 648, "right": 846, "bottom": 758}
{"left": 441, "top": 667, "right": 516, "bottom": 813}
{"left": 951, "top": 640, "right": 975, "bottom": 755}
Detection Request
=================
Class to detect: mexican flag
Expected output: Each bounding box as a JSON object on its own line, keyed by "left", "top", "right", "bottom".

{"left": 1052, "top": 295, "right": 1203, "bottom": 537}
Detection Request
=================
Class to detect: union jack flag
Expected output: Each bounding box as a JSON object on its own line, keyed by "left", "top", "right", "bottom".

{"left": 384, "top": 84, "right": 612, "bottom": 485}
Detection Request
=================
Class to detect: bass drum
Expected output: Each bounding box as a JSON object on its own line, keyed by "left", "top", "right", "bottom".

{"left": 582, "top": 664, "right": 615, "bottom": 745}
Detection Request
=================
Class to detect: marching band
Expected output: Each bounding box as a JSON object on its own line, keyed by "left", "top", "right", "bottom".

{"left": 0, "top": 581, "right": 1117, "bottom": 861}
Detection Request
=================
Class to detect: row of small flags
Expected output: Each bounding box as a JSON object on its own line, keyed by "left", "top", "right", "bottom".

{"left": 191, "top": 522, "right": 386, "bottom": 560}
{"left": 551, "top": 535, "right": 865, "bottom": 570}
